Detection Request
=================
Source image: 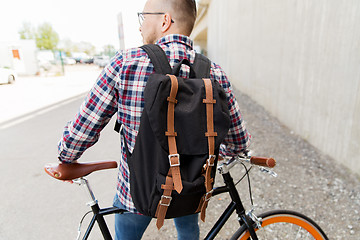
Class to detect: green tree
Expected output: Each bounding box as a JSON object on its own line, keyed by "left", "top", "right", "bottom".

{"left": 35, "top": 22, "right": 59, "bottom": 51}
{"left": 18, "top": 22, "right": 35, "bottom": 39}
{"left": 18, "top": 22, "right": 60, "bottom": 51}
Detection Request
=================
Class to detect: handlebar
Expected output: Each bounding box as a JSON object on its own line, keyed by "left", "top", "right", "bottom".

{"left": 249, "top": 156, "right": 276, "bottom": 168}
{"left": 218, "top": 153, "right": 277, "bottom": 175}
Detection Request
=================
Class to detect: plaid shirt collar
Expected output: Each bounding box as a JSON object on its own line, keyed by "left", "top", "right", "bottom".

{"left": 155, "top": 34, "right": 194, "bottom": 49}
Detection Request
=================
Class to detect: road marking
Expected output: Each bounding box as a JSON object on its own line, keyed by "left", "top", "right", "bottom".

{"left": 0, "top": 93, "right": 87, "bottom": 130}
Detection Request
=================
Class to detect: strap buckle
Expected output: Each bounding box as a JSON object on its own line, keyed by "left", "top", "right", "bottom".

{"left": 205, "top": 190, "right": 214, "bottom": 202}
{"left": 168, "top": 154, "right": 180, "bottom": 167}
{"left": 207, "top": 155, "right": 216, "bottom": 167}
{"left": 160, "top": 195, "right": 172, "bottom": 207}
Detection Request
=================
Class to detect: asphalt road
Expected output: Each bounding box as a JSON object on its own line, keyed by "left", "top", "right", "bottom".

{"left": 0, "top": 94, "right": 121, "bottom": 239}
{"left": 0, "top": 65, "right": 119, "bottom": 239}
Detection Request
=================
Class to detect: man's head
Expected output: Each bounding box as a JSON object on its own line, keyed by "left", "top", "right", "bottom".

{"left": 139, "top": 0, "right": 197, "bottom": 44}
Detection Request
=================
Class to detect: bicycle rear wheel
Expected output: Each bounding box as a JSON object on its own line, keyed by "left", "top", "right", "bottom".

{"left": 231, "top": 210, "right": 329, "bottom": 240}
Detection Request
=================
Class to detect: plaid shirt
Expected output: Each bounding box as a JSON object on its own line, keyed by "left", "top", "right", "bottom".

{"left": 58, "top": 34, "right": 251, "bottom": 213}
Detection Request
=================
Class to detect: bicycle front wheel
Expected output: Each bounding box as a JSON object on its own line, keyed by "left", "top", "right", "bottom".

{"left": 231, "top": 210, "right": 329, "bottom": 240}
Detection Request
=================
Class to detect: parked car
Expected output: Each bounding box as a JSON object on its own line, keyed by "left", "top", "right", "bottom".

{"left": 73, "top": 56, "right": 82, "bottom": 63}
{"left": 94, "top": 56, "right": 110, "bottom": 68}
{"left": 0, "top": 67, "right": 17, "bottom": 84}
{"left": 62, "top": 57, "right": 76, "bottom": 65}
{"left": 72, "top": 52, "right": 88, "bottom": 64}
{"left": 80, "top": 56, "right": 94, "bottom": 64}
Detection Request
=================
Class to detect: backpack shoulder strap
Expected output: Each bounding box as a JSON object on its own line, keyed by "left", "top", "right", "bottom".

{"left": 140, "top": 44, "right": 172, "bottom": 74}
{"left": 193, "top": 53, "right": 211, "bottom": 78}
{"left": 115, "top": 44, "right": 171, "bottom": 133}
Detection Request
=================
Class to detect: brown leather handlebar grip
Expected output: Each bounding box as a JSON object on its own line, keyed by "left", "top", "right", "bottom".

{"left": 250, "top": 156, "right": 276, "bottom": 168}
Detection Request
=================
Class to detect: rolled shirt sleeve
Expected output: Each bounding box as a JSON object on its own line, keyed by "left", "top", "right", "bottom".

{"left": 211, "top": 63, "right": 251, "bottom": 157}
{"left": 58, "top": 58, "right": 120, "bottom": 162}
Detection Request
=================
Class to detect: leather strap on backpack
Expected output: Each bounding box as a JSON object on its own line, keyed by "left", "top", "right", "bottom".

{"left": 155, "top": 175, "right": 174, "bottom": 229}
{"left": 165, "top": 74, "right": 183, "bottom": 194}
{"left": 155, "top": 74, "right": 183, "bottom": 229}
{"left": 197, "top": 78, "right": 217, "bottom": 222}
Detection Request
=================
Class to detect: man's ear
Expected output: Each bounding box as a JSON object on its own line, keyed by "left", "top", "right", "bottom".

{"left": 161, "top": 13, "right": 173, "bottom": 33}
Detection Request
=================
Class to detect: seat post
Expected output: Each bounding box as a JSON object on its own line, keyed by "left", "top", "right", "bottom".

{"left": 74, "top": 177, "right": 113, "bottom": 239}
{"left": 74, "top": 177, "right": 98, "bottom": 206}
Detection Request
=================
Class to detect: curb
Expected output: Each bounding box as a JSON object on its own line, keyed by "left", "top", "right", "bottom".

{"left": 0, "top": 92, "right": 87, "bottom": 130}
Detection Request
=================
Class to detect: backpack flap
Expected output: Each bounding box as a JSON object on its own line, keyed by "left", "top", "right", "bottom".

{"left": 144, "top": 75, "right": 230, "bottom": 156}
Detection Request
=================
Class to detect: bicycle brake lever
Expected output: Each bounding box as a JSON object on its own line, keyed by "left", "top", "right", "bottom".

{"left": 259, "top": 167, "right": 278, "bottom": 177}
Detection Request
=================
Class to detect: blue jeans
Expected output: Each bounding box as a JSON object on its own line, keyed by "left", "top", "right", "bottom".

{"left": 113, "top": 197, "right": 199, "bottom": 240}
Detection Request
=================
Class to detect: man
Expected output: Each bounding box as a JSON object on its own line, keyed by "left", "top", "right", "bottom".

{"left": 58, "top": 0, "right": 251, "bottom": 239}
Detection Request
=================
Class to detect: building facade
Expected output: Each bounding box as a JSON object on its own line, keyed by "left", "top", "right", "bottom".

{"left": 192, "top": 0, "right": 360, "bottom": 175}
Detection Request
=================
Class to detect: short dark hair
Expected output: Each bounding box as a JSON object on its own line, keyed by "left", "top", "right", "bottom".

{"left": 168, "top": 0, "right": 197, "bottom": 35}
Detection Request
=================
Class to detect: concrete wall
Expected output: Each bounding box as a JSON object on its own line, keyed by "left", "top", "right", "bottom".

{"left": 202, "top": 0, "right": 360, "bottom": 174}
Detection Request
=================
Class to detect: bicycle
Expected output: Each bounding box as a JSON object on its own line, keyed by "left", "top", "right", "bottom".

{"left": 44, "top": 151, "right": 329, "bottom": 239}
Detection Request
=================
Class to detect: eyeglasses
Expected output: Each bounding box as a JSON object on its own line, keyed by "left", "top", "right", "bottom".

{"left": 137, "top": 12, "right": 175, "bottom": 26}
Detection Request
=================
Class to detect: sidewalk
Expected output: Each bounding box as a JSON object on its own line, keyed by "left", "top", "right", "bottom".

{"left": 0, "top": 64, "right": 102, "bottom": 127}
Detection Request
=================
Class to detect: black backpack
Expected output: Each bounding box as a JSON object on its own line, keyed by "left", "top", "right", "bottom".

{"left": 115, "top": 44, "right": 231, "bottom": 229}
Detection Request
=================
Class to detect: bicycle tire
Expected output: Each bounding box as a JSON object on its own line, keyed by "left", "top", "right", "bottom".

{"left": 230, "top": 209, "right": 329, "bottom": 240}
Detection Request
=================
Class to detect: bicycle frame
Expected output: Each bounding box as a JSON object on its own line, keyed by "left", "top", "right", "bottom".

{"left": 204, "top": 170, "right": 257, "bottom": 240}
{"left": 74, "top": 178, "right": 124, "bottom": 240}
{"left": 83, "top": 205, "right": 123, "bottom": 240}
{"left": 47, "top": 156, "right": 329, "bottom": 240}
{"left": 75, "top": 159, "right": 260, "bottom": 240}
